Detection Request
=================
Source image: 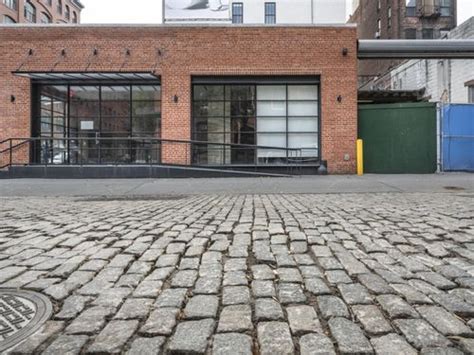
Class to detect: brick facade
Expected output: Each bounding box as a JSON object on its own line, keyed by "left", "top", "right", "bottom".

{"left": 0, "top": 25, "right": 358, "bottom": 174}
{"left": 1, "top": 0, "right": 83, "bottom": 24}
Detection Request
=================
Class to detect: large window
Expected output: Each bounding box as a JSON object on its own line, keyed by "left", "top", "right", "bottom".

{"left": 57, "top": 0, "right": 62, "bottom": 14}
{"left": 3, "top": 15, "right": 16, "bottom": 23}
{"left": 405, "top": 28, "right": 417, "bottom": 39}
{"left": 422, "top": 28, "right": 434, "bottom": 39}
{"left": 72, "top": 11, "right": 77, "bottom": 23}
{"left": 65, "top": 5, "right": 70, "bottom": 20}
{"left": 24, "top": 1, "right": 36, "bottom": 22}
{"left": 265, "top": 2, "right": 276, "bottom": 24}
{"left": 192, "top": 82, "right": 319, "bottom": 166}
{"left": 3, "top": 0, "right": 17, "bottom": 10}
{"left": 232, "top": 3, "right": 243, "bottom": 24}
{"left": 440, "top": 0, "right": 451, "bottom": 16}
{"left": 35, "top": 84, "right": 161, "bottom": 164}
{"left": 469, "top": 86, "right": 474, "bottom": 104}
{"left": 406, "top": 0, "right": 416, "bottom": 17}
{"left": 40, "top": 12, "right": 52, "bottom": 23}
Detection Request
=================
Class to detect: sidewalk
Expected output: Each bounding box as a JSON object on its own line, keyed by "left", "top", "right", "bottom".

{"left": 0, "top": 173, "right": 472, "bottom": 197}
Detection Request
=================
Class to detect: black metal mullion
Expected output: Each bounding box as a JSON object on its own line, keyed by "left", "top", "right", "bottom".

{"left": 286, "top": 85, "right": 289, "bottom": 163}
{"left": 254, "top": 84, "right": 257, "bottom": 165}
{"left": 129, "top": 84, "right": 133, "bottom": 164}
{"left": 67, "top": 84, "right": 71, "bottom": 164}
{"left": 50, "top": 94, "right": 54, "bottom": 164}
{"left": 98, "top": 85, "right": 102, "bottom": 164}
{"left": 223, "top": 85, "right": 226, "bottom": 165}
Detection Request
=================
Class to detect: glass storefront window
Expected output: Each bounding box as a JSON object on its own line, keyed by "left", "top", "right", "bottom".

{"left": 192, "top": 82, "right": 319, "bottom": 166}
{"left": 34, "top": 84, "right": 161, "bottom": 165}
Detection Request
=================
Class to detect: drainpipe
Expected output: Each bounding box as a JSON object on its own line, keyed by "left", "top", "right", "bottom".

{"left": 311, "top": 0, "right": 314, "bottom": 24}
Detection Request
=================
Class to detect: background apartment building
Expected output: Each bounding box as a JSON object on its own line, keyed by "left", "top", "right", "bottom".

{"left": 389, "top": 17, "right": 474, "bottom": 103}
{"left": 164, "top": 0, "right": 347, "bottom": 24}
{"left": 1, "top": 0, "right": 83, "bottom": 24}
{"left": 228, "top": 0, "right": 346, "bottom": 24}
{"left": 350, "top": 0, "right": 457, "bottom": 84}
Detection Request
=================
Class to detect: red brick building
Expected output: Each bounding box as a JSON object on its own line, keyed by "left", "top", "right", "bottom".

{"left": 1, "top": 0, "right": 83, "bottom": 24}
{"left": 0, "top": 25, "right": 358, "bottom": 174}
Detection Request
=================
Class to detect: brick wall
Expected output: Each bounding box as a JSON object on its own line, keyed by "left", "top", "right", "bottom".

{"left": 0, "top": 25, "right": 358, "bottom": 174}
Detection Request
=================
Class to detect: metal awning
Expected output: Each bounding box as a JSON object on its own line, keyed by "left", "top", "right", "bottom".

{"left": 358, "top": 40, "right": 474, "bottom": 59}
{"left": 358, "top": 89, "right": 427, "bottom": 104}
{"left": 12, "top": 71, "right": 160, "bottom": 82}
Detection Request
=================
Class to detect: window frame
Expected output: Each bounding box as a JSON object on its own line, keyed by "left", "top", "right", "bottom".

{"left": 3, "top": 0, "right": 17, "bottom": 10}
{"left": 469, "top": 85, "right": 474, "bottom": 104}
{"left": 406, "top": 0, "right": 417, "bottom": 17}
{"left": 232, "top": 2, "right": 243, "bottom": 24}
{"left": 33, "top": 83, "right": 162, "bottom": 165}
{"left": 440, "top": 0, "right": 451, "bottom": 17}
{"left": 65, "top": 4, "right": 70, "bottom": 20}
{"left": 264, "top": 2, "right": 276, "bottom": 25}
{"left": 405, "top": 28, "right": 417, "bottom": 39}
{"left": 24, "top": 1, "right": 36, "bottom": 23}
{"left": 40, "top": 11, "right": 52, "bottom": 23}
{"left": 3, "top": 14, "right": 16, "bottom": 23}
{"left": 191, "top": 81, "right": 320, "bottom": 166}
{"left": 422, "top": 28, "right": 434, "bottom": 39}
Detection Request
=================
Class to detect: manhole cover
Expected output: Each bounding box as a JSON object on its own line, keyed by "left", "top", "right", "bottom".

{"left": 0, "top": 289, "right": 53, "bottom": 352}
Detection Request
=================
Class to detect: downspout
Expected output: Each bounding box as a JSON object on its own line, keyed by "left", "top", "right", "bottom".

{"left": 311, "top": 0, "right": 314, "bottom": 24}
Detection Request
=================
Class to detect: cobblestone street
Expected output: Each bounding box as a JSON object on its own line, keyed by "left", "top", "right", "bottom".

{"left": 1, "top": 192, "right": 474, "bottom": 354}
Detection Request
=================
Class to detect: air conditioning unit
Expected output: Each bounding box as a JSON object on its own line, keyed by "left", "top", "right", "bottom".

{"left": 375, "top": 31, "right": 381, "bottom": 39}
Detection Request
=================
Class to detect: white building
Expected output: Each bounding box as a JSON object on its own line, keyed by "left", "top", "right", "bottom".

{"left": 389, "top": 17, "right": 474, "bottom": 104}
{"left": 164, "top": 0, "right": 347, "bottom": 24}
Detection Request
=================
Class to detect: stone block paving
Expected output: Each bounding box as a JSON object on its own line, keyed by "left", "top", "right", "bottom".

{"left": 0, "top": 192, "right": 473, "bottom": 354}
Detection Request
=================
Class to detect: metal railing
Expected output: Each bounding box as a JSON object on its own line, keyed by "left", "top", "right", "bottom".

{"left": 0, "top": 137, "right": 319, "bottom": 174}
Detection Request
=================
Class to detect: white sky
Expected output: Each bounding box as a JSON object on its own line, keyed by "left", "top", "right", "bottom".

{"left": 81, "top": 0, "right": 473, "bottom": 26}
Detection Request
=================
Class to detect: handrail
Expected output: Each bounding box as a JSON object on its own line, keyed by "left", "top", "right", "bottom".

{"left": 0, "top": 137, "right": 302, "bottom": 153}
{"left": 0, "top": 139, "right": 30, "bottom": 155}
{"left": 0, "top": 136, "right": 319, "bottom": 172}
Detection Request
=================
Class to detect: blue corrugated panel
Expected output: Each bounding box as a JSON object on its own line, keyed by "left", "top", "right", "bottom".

{"left": 442, "top": 104, "right": 474, "bottom": 171}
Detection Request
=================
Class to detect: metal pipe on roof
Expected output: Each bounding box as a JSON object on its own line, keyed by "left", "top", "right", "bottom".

{"left": 358, "top": 40, "right": 474, "bottom": 59}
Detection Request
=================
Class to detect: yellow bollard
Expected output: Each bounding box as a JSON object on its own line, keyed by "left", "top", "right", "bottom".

{"left": 357, "top": 139, "right": 364, "bottom": 176}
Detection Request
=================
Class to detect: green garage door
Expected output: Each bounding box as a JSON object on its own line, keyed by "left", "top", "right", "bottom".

{"left": 358, "top": 102, "right": 437, "bottom": 174}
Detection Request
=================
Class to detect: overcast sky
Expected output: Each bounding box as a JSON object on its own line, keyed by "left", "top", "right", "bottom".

{"left": 81, "top": 0, "right": 473, "bottom": 26}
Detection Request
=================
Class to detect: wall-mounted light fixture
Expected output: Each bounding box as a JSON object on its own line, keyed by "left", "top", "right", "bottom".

{"left": 61, "top": 49, "right": 66, "bottom": 56}
{"left": 157, "top": 49, "right": 163, "bottom": 56}
{"left": 125, "top": 49, "right": 131, "bottom": 56}
{"left": 28, "top": 49, "right": 34, "bottom": 56}
{"left": 93, "top": 48, "right": 99, "bottom": 56}
{"left": 342, "top": 48, "right": 349, "bottom": 56}
{"left": 337, "top": 95, "right": 343, "bottom": 103}
{"left": 10, "top": 95, "right": 16, "bottom": 103}
{"left": 173, "top": 95, "right": 179, "bottom": 103}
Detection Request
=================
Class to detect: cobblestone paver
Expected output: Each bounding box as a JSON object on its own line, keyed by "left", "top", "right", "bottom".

{"left": 1, "top": 193, "right": 473, "bottom": 354}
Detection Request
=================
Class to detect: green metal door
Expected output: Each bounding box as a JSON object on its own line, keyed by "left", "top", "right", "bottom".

{"left": 358, "top": 102, "right": 437, "bottom": 174}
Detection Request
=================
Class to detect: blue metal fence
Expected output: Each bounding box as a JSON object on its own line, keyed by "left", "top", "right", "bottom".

{"left": 442, "top": 104, "right": 474, "bottom": 172}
